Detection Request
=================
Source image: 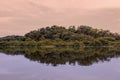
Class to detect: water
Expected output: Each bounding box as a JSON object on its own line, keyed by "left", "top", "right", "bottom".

{"left": 0, "top": 47, "right": 120, "bottom": 80}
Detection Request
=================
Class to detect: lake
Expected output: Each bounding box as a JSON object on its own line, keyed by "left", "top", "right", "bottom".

{"left": 0, "top": 47, "right": 120, "bottom": 80}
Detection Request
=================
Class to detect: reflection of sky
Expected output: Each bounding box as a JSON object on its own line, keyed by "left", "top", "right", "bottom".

{"left": 0, "top": 53, "right": 120, "bottom": 80}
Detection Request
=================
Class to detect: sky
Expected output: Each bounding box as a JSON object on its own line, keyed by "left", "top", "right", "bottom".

{"left": 0, "top": 0, "right": 120, "bottom": 37}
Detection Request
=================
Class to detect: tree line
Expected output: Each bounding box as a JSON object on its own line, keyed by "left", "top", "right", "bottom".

{"left": 0, "top": 25, "right": 120, "bottom": 46}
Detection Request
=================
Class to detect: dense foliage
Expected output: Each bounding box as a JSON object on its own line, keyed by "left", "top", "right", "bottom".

{"left": 25, "top": 25, "right": 120, "bottom": 41}
{"left": 0, "top": 25, "right": 120, "bottom": 46}
{"left": 0, "top": 35, "right": 26, "bottom": 41}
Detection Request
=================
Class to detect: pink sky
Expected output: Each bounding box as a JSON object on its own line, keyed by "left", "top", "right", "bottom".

{"left": 0, "top": 0, "right": 120, "bottom": 37}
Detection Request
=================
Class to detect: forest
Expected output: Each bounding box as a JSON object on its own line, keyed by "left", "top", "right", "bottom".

{"left": 0, "top": 25, "right": 120, "bottom": 47}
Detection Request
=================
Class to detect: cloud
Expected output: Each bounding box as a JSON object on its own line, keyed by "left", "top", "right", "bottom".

{"left": 0, "top": 0, "right": 120, "bottom": 36}
{"left": 77, "top": 8, "right": 120, "bottom": 33}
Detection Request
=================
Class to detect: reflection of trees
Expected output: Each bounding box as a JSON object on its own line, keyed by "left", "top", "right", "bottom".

{"left": 0, "top": 47, "right": 120, "bottom": 66}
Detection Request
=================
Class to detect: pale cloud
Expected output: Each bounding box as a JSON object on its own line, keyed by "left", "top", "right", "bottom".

{"left": 0, "top": 0, "right": 120, "bottom": 36}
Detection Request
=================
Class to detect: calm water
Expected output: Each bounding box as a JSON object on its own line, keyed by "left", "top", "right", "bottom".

{"left": 0, "top": 47, "right": 120, "bottom": 80}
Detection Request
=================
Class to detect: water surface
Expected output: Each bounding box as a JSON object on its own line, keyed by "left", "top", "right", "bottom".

{"left": 0, "top": 47, "right": 120, "bottom": 80}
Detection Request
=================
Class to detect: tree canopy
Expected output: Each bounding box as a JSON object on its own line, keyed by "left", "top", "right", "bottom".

{"left": 25, "top": 25, "right": 120, "bottom": 41}
{"left": 0, "top": 25, "right": 120, "bottom": 46}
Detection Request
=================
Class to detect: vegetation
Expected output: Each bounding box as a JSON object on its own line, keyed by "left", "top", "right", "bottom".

{"left": 0, "top": 25, "right": 120, "bottom": 47}
{"left": 1, "top": 25, "right": 120, "bottom": 67}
